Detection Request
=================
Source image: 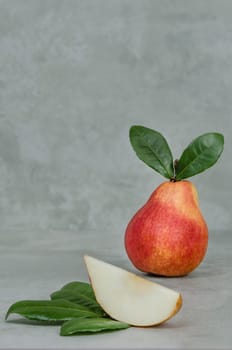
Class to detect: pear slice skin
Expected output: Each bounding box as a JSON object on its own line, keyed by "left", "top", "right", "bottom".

{"left": 84, "top": 255, "right": 182, "bottom": 327}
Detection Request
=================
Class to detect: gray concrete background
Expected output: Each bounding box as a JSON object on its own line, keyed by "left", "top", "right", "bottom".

{"left": 0, "top": 0, "right": 232, "bottom": 293}
{"left": 0, "top": 0, "right": 231, "bottom": 249}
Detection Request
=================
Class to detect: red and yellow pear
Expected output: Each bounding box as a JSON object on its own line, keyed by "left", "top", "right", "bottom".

{"left": 125, "top": 180, "right": 208, "bottom": 276}
{"left": 125, "top": 126, "right": 224, "bottom": 277}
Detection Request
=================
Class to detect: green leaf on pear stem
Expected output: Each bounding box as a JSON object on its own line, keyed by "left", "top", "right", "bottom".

{"left": 50, "top": 281, "right": 105, "bottom": 316}
{"left": 129, "top": 125, "right": 174, "bottom": 179}
{"left": 5, "top": 299, "right": 100, "bottom": 323}
{"left": 175, "top": 132, "right": 224, "bottom": 180}
{"left": 60, "top": 317, "right": 130, "bottom": 336}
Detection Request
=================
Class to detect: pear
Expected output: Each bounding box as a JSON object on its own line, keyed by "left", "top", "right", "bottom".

{"left": 84, "top": 255, "right": 182, "bottom": 327}
{"left": 125, "top": 180, "right": 208, "bottom": 276}
{"left": 126, "top": 126, "right": 224, "bottom": 276}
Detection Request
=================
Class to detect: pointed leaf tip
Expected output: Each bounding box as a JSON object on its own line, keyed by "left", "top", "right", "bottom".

{"left": 60, "top": 317, "right": 130, "bottom": 336}
{"left": 175, "top": 132, "right": 224, "bottom": 180}
{"left": 129, "top": 125, "right": 174, "bottom": 179}
{"left": 5, "top": 299, "right": 100, "bottom": 323}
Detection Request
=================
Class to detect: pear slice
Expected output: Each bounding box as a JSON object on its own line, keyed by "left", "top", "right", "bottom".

{"left": 84, "top": 255, "right": 182, "bottom": 327}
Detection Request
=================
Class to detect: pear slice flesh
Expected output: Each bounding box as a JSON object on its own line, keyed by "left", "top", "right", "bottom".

{"left": 84, "top": 255, "right": 182, "bottom": 327}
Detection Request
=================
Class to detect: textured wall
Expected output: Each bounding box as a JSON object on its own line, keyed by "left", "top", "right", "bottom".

{"left": 0, "top": 0, "right": 231, "bottom": 250}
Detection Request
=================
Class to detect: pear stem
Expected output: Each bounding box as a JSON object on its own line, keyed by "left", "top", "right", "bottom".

{"left": 174, "top": 159, "right": 179, "bottom": 169}
{"left": 170, "top": 159, "right": 179, "bottom": 182}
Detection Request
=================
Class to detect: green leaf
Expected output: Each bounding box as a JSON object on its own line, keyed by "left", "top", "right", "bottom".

{"left": 50, "top": 281, "right": 105, "bottom": 316}
{"left": 175, "top": 133, "right": 224, "bottom": 180}
{"left": 5, "top": 299, "right": 100, "bottom": 323}
{"left": 60, "top": 317, "right": 130, "bottom": 336}
{"left": 129, "top": 125, "right": 174, "bottom": 179}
